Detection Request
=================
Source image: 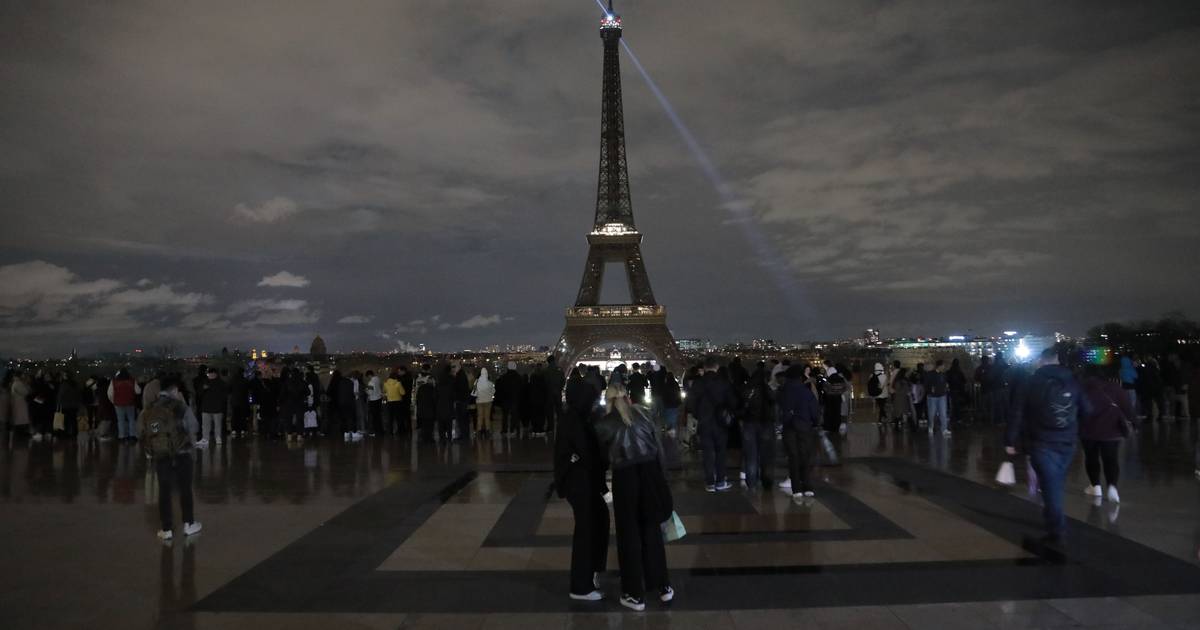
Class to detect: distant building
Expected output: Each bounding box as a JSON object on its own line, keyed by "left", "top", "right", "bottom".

{"left": 676, "top": 338, "right": 714, "bottom": 353}
{"left": 863, "top": 329, "right": 881, "bottom": 346}
{"left": 309, "top": 335, "right": 328, "bottom": 357}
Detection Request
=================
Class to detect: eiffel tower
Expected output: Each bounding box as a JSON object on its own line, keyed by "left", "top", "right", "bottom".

{"left": 555, "top": 1, "right": 686, "bottom": 375}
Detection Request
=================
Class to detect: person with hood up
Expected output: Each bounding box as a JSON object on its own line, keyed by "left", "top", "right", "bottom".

{"left": 472, "top": 367, "right": 496, "bottom": 437}
{"left": 868, "top": 363, "right": 889, "bottom": 427}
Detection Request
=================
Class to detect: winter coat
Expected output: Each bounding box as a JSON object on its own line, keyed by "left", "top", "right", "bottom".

{"left": 1080, "top": 377, "right": 1136, "bottom": 442}
{"left": 56, "top": 380, "right": 83, "bottom": 410}
{"left": 472, "top": 369, "right": 495, "bottom": 404}
{"left": 777, "top": 377, "right": 820, "bottom": 431}
{"left": 593, "top": 406, "right": 663, "bottom": 470}
{"left": 198, "top": 377, "right": 230, "bottom": 414}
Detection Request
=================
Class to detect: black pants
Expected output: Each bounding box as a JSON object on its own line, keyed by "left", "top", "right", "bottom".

{"left": 156, "top": 453, "right": 195, "bottom": 531}
{"left": 782, "top": 427, "right": 814, "bottom": 493}
{"left": 61, "top": 407, "right": 80, "bottom": 438}
{"left": 1082, "top": 439, "right": 1121, "bottom": 487}
{"left": 386, "top": 401, "right": 407, "bottom": 434}
{"left": 231, "top": 406, "right": 250, "bottom": 433}
{"left": 567, "top": 489, "right": 610, "bottom": 595}
{"left": 874, "top": 398, "right": 888, "bottom": 422}
{"left": 698, "top": 419, "right": 728, "bottom": 486}
{"left": 499, "top": 405, "right": 516, "bottom": 434}
{"left": 368, "top": 400, "right": 383, "bottom": 434}
{"left": 611, "top": 462, "right": 669, "bottom": 599}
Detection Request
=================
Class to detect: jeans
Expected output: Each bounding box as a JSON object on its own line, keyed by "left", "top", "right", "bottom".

{"left": 927, "top": 395, "right": 948, "bottom": 432}
{"left": 115, "top": 405, "right": 137, "bottom": 439}
{"left": 156, "top": 453, "right": 195, "bottom": 531}
{"left": 741, "top": 421, "right": 775, "bottom": 487}
{"left": 1028, "top": 441, "right": 1076, "bottom": 540}
{"left": 698, "top": 419, "right": 728, "bottom": 486}
{"left": 662, "top": 407, "right": 679, "bottom": 432}
{"left": 201, "top": 412, "right": 223, "bottom": 443}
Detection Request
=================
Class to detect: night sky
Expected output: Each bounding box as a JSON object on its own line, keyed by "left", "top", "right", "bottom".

{"left": 2, "top": 1, "right": 1198, "bottom": 355}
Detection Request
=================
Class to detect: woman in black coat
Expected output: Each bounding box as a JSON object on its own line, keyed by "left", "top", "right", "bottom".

{"left": 555, "top": 368, "right": 607, "bottom": 601}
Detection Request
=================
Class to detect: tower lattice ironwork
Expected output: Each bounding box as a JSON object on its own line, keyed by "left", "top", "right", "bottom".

{"left": 556, "top": 2, "right": 685, "bottom": 375}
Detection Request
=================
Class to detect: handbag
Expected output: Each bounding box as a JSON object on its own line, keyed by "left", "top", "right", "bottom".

{"left": 303, "top": 410, "right": 318, "bottom": 429}
{"left": 661, "top": 511, "right": 687, "bottom": 542}
{"left": 53, "top": 409, "right": 66, "bottom": 432}
{"left": 1100, "top": 391, "right": 1135, "bottom": 438}
{"left": 995, "top": 461, "right": 1016, "bottom": 486}
{"left": 77, "top": 410, "right": 91, "bottom": 433}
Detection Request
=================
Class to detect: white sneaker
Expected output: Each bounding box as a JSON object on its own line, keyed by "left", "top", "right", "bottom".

{"left": 739, "top": 471, "right": 746, "bottom": 480}
{"left": 31, "top": 433, "right": 43, "bottom": 442}
{"left": 714, "top": 481, "right": 733, "bottom": 492}
{"left": 619, "top": 594, "right": 645, "bottom": 612}
{"left": 184, "top": 522, "right": 202, "bottom": 536}
{"left": 195, "top": 439, "right": 208, "bottom": 449}
{"left": 1106, "top": 486, "right": 1120, "bottom": 503}
{"left": 803, "top": 490, "right": 815, "bottom": 497}
{"left": 659, "top": 586, "right": 674, "bottom": 603}
{"left": 215, "top": 438, "right": 223, "bottom": 445}
{"left": 1084, "top": 485, "right": 1102, "bottom": 496}
{"left": 792, "top": 492, "right": 805, "bottom": 499}
{"left": 942, "top": 429, "right": 951, "bottom": 437}
{"left": 927, "top": 427, "right": 934, "bottom": 435}
{"left": 569, "top": 590, "right": 604, "bottom": 601}
{"left": 778, "top": 478, "right": 792, "bottom": 491}
{"left": 838, "top": 422, "right": 848, "bottom": 435}
{"left": 343, "top": 432, "right": 350, "bottom": 441}
{"left": 157, "top": 529, "right": 173, "bottom": 541}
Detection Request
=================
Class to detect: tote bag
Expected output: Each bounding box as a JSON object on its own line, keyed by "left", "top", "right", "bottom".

{"left": 661, "top": 511, "right": 687, "bottom": 542}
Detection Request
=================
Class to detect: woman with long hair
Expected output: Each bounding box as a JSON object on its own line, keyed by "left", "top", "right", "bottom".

{"left": 593, "top": 383, "right": 674, "bottom": 611}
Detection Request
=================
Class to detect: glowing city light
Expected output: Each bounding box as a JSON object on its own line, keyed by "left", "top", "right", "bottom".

{"left": 1014, "top": 340, "right": 1032, "bottom": 360}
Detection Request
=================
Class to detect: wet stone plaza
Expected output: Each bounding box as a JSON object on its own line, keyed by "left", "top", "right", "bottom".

{"left": 2, "top": 416, "right": 1199, "bottom": 629}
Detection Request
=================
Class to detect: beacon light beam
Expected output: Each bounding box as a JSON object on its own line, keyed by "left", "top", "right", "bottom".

{"left": 589, "top": 0, "right": 814, "bottom": 324}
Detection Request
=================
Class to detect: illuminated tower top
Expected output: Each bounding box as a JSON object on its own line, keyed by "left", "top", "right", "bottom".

{"left": 594, "top": 0, "right": 633, "bottom": 229}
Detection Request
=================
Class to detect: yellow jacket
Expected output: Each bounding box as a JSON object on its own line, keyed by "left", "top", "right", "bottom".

{"left": 383, "top": 378, "right": 406, "bottom": 402}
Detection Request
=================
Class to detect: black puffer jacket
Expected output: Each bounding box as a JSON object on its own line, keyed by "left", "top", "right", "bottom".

{"left": 593, "top": 406, "right": 662, "bottom": 470}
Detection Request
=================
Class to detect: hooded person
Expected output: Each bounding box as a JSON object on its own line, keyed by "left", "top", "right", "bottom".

{"left": 472, "top": 368, "right": 496, "bottom": 436}
{"left": 555, "top": 367, "right": 608, "bottom": 602}
{"left": 869, "top": 363, "right": 889, "bottom": 426}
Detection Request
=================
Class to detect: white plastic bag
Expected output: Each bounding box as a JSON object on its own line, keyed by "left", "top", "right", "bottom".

{"left": 303, "top": 410, "right": 318, "bottom": 429}
{"left": 995, "top": 461, "right": 1016, "bottom": 486}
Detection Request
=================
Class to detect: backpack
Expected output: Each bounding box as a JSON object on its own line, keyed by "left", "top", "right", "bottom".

{"left": 142, "top": 398, "right": 189, "bottom": 458}
{"left": 867, "top": 374, "right": 882, "bottom": 397}
{"left": 1036, "top": 375, "right": 1077, "bottom": 431}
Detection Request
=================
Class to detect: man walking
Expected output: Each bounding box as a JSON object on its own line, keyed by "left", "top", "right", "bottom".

{"left": 1005, "top": 348, "right": 1090, "bottom": 551}
{"left": 139, "top": 379, "right": 201, "bottom": 542}
{"left": 688, "top": 357, "right": 736, "bottom": 492}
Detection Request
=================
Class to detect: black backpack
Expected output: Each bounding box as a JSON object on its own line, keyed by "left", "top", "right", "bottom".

{"left": 1036, "top": 375, "right": 1077, "bottom": 431}
{"left": 867, "top": 374, "right": 882, "bottom": 397}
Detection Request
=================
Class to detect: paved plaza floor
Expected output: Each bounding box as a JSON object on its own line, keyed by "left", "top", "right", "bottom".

{"left": 2, "top": 414, "right": 1199, "bottom": 629}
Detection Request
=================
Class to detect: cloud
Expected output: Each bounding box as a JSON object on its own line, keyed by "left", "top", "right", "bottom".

{"left": 456, "top": 314, "right": 502, "bottom": 329}
{"left": 257, "top": 270, "right": 311, "bottom": 288}
{"left": 337, "top": 315, "right": 372, "bottom": 324}
{"left": 233, "top": 196, "right": 299, "bottom": 223}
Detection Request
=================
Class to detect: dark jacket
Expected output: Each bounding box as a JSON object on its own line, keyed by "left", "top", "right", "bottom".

{"left": 495, "top": 369, "right": 523, "bottom": 409}
{"left": 627, "top": 372, "right": 648, "bottom": 403}
{"left": 1006, "top": 364, "right": 1092, "bottom": 448}
{"left": 741, "top": 371, "right": 774, "bottom": 423}
{"left": 198, "top": 377, "right": 229, "bottom": 414}
{"left": 593, "top": 407, "right": 662, "bottom": 470}
{"left": 777, "top": 377, "right": 820, "bottom": 430}
{"left": 56, "top": 380, "right": 83, "bottom": 409}
{"left": 543, "top": 366, "right": 565, "bottom": 406}
{"left": 661, "top": 375, "right": 682, "bottom": 409}
{"left": 1080, "top": 378, "right": 1136, "bottom": 441}
{"left": 687, "top": 371, "right": 736, "bottom": 425}
{"left": 554, "top": 409, "right": 606, "bottom": 499}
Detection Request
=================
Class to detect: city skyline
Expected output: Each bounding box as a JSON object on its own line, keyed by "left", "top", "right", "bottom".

{"left": 3, "top": 1, "right": 1199, "bottom": 356}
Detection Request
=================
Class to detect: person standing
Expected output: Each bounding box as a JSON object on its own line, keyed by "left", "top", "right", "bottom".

{"left": 947, "top": 358, "right": 968, "bottom": 423}
{"left": 364, "top": 370, "right": 383, "bottom": 437}
{"left": 383, "top": 371, "right": 407, "bottom": 436}
{"left": 660, "top": 371, "right": 682, "bottom": 436}
{"left": 413, "top": 365, "right": 437, "bottom": 444}
{"left": 495, "top": 362, "right": 523, "bottom": 437}
{"left": 142, "top": 372, "right": 163, "bottom": 409}
{"left": 197, "top": 367, "right": 228, "bottom": 448}
{"left": 593, "top": 383, "right": 674, "bottom": 611}
{"left": 821, "top": 364, "right": 847, "bottom": 434}
{"left": 627, "top": 363, "right": 648, "bottom": 406}
{"left": 1080, "top": 364, "right": 1136, "bottom": 504}
{"left": 556, "top": 368, "right": 607, "bottom": 601}
{"left": 398, "top": 366, "right": 414, "bottom": 434}
{"left": 1005, "top": 348, "right": 1091, "bottom": 550}
{"left": 925, "top": 360, "right": 951, "bottom": 437}
{"left": 688, "top": 357, "right": 736, "bottom": 492}
{"left": 868, "top": 363, "right": 889, "bottom": 427}
{"left": 544, "top": 356, "right": 566, "bottom": 434}
{"left": 55, "top": 372, "right": 83, "bottom": 440}
{"left": 526, "top": 364, "right": 548, "bottom": 437}
{"left": 434, "top": 364, "right": 455, "bottom": 441}
{"left": 229, "top": 370, "right": 251, "bottom": 438}
{"left": 139, "top": 379, "right": 201, "bottom": 542}
{"left": 1118, "top": 356, "right": 1139, "bottom": 414}
{"left": 108, "top": 368, "right": 142, "bottom": 443}
{"left": 472, "top": 368, "right": 495, "bottom": 437}
{"left": 778, "top": 365, "right": 821, "bottom": 498}
{"left": 740, "top": 362, "right": 776, "bottom": 491}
